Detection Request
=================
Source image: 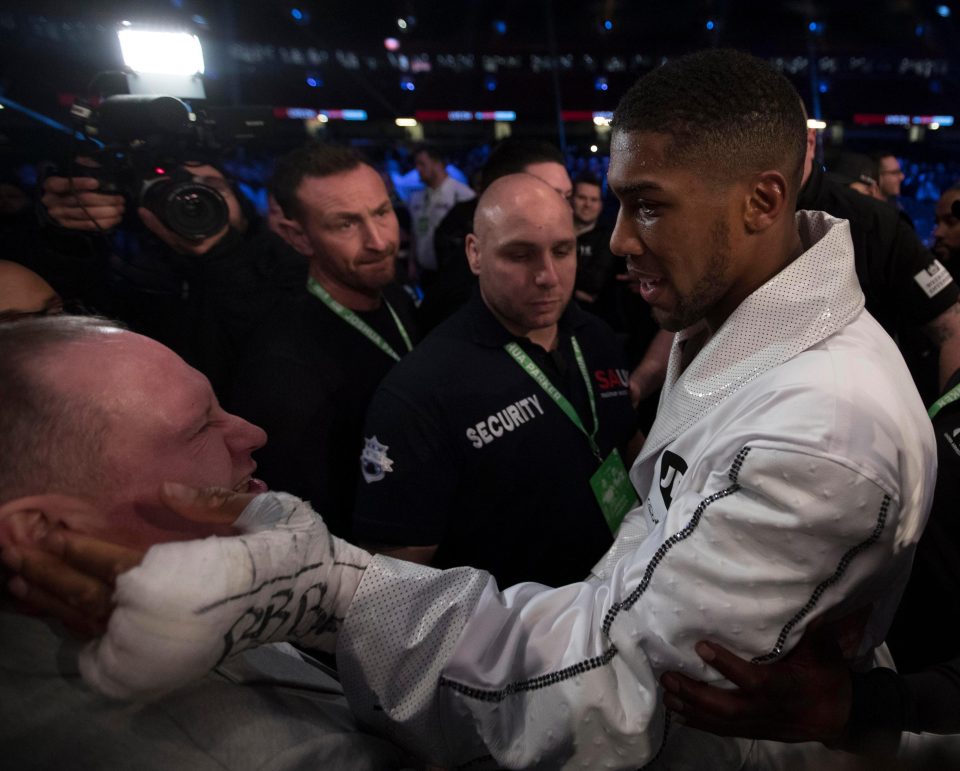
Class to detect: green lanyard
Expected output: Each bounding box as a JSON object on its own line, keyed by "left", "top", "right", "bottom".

{"left": 929, "top": 381, "right": 960, "bottom": 419}
{"left": 307, "top": 277, "right": 413, "bottom": 362}
{"left": 504, "top": 336, "right": 601, "bottom": 460}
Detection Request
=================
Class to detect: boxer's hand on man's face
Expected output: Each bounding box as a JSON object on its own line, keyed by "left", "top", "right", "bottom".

{"left": 2, "top": 533, "right": 142, "bottom": 638}
{"left": 0, "top": 485, "right": 255, "bottom": 638}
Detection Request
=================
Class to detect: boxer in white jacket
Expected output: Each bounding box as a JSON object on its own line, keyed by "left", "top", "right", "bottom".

{"left": 15, "top": 50, "right": 934, "bottom": 770}
{"left": 334, "top": 50, "right": 935, "bottom": 768}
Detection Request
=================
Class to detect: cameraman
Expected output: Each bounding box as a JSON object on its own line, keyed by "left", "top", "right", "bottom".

{"left": 37, "top": 159, "right": 305, "bottom": 395}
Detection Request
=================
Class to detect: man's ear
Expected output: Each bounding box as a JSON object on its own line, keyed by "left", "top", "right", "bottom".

{"left": 744, "top": 170, "right": 790, "bottom": 234}
{"left": 276, "top": 218, "right": 314, "bottom": 258}
{"left": 0, "top": 494, "right": 98, "bottom": 547}
{"left": 465, "top": 233, "right": 482, "bottom": 276}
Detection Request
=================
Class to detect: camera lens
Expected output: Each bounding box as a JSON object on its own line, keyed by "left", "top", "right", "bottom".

{"left": 142, "top": 179, "right": 230, "bottom": 240}
{"left": 162, "top": 183, "right": 229, "bottom": 240}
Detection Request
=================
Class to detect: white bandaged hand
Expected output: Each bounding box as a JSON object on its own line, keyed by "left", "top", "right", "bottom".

{"left": 78, "top": 492, "right": 370, "bottom": 700}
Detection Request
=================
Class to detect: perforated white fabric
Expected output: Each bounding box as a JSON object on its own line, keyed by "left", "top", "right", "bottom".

{"left": 636, "top": 211, "right": 864, "bottom": 470}
{"left": 337, "top": 557, "right": 490, "bottom": 763}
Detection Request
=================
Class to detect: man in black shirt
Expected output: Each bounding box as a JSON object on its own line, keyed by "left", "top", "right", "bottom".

{"left": 798, "top": 133, "right": 960, "bottom": 401}
{"left": 227, "top": 144, "right": 417, "bottom": 538}
{"left": 572, "top": 173, "right": 615, "bottom": 306}
{"left": 353, "top": 174, "right": 639, "bottom": 587}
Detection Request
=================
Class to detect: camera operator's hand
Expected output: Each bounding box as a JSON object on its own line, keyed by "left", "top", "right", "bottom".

{"left": 41, "top": 176, "right": 126, "bottom": 233}
{"left": 138, "top": 164, "right": 247, "bottom": 257}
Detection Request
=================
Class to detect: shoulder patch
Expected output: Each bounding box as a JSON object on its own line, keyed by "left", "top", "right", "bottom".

{"left": 914, "top": 260, "right": 954, "bottom": 299}
{"left": 360, "top": 436, "right": 395, "bottom": 483}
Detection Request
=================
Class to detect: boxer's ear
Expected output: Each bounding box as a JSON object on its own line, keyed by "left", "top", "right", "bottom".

{"left": 0, "top": 494, "right": 98, "bottom": 547}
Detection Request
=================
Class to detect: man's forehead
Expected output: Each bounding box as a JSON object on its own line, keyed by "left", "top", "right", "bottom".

{"left": 607, "top": 130, "right": 689, "bottom": 197}
{"left": 486, "top": 206, "right": 575, "bottom": 248}
{"left": 296, "top": 165, "right": 387, "bottom": 214}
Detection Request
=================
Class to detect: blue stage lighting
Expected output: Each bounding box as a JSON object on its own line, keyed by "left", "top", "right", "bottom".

{"left": 604, "top": 19, "right": 613, "bottom": 31}
{"left": 595, "top": 76, "right": 609, "bottom": 92}
{"left": 485, "top": 76, "right": 497, "bottom": 92}
{"left": 936, "top": 5, "right": 950, "bottom": 18}
{"left": 706, "top": 20, "right": 715, "bottom": 30}
{"left": 291, "top": 8, "right": 303, "bottom": 20}
{"left": 494, "top": 20, "right": 507, "bottom": 35}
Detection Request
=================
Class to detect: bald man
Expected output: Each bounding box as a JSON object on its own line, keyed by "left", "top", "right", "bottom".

{"left": 352, "top": 173, "right": 639, "bottom": 587}
{"left": 0, "top": 261, "right": 63, "bottom": 322}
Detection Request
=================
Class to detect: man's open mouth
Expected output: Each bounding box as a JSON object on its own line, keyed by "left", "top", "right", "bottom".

{"left": 234, "top": 477, "right": 269, "bottom": 494}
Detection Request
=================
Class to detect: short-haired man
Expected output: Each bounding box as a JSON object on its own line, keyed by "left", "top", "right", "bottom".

{"left": 0, "top": 316, "right": 405, "bottom": 769}
{"left": 875, "top": 152, "right": 906, "bottom": 202}
{"left": 421, "top": 139, "right": 573, "bottom": 330}
{"left": 226, "top": 143, "right": 418, "bottom": 537}
{"left": 934, "top": 185, "right": 960, "bottom": 272}
{"left": 801, "top": 143, "right": 960, "bottom": 402}
{"left": 828, "top": 152, "right": 884, "bottom": 201}
{"left": 407, "top": 144, "right": 475, "bottom": 285}
{"left": 571, "top": 173, "right": 614, "bottom": 305}
{"left": 17, "top": 51, "right": 937, "bottom": 770}
{"left": 352, "top": 173, "right": 638, "bottom": 587}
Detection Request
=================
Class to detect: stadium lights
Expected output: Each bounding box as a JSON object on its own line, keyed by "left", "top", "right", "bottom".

{"left": 117, "top": 27, "right": 206, "bottom": 99}
{"left": 118, "top": 29, "right": 204, "bottom": 76}
{"left": 806, "top": 119, "right": 827, "bottom": 130}
{"left": 395, "top": 117, "right": 418, "bottom": 127}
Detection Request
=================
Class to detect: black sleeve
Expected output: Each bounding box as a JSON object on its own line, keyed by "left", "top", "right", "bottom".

{"left": 844, "top": 667, "right": 908, "bottom": 754}
{"left": 846, "top": 658, "right": 960, "bottom": 747}
{"left": 351, "top": 386, "right": 457, "bottom": 546}
{"left": 892, "top": 217, "right": 959, "bottom": 328}
{"left": 904, "top": 661, "right": 960, "bottom": 734}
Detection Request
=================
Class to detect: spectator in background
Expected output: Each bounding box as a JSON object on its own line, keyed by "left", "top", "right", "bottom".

{"left": 35, "top": 161, "right": 305, "bottom": 395}
{"left": 407, "top": 144, "right": 475, "bottom": 286}
{"left": 933, "top": 184, "right": 960, "bottom": 275}
{"left": 227, "top": 143, "right": 418, "bottom": 539}
{"left": 875, "top": 152, "right": 906, "bottom": 203}
{"left": 571, "top": 172, "right": 615, "bottom": 305}
{"left": 828, "top": 152, "right": 884, "bottom": 201}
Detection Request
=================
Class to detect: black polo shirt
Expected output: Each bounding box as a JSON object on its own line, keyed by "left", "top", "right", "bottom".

{"left": 226, "top": 283, "right": 418, "bottom": 539}
{"left": 353, "top": 291, "right": 638, "bottom": 588}
{"left": 799, "top": 164, "right": 958, "bottom": 335}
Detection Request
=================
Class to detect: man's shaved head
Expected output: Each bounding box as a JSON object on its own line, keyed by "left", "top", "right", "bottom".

{"left": 467, "top": 174, "right": 577, "bottom": 346}
{"left": 473, "top": 173, "right": 573, "bottom": 239}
